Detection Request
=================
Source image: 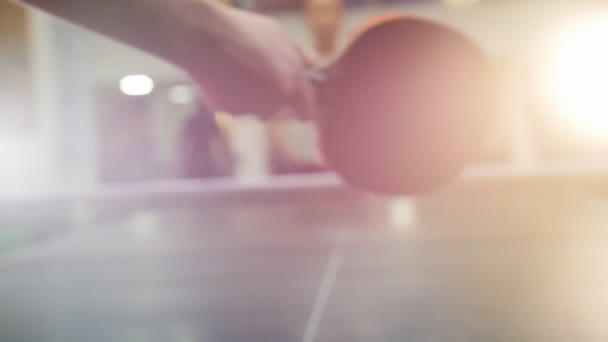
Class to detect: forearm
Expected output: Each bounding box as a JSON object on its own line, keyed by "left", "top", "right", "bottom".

{"left": 16, "top": 0, "right": 230, "bottom": 68}
{"left": 14, "top": 0, "right": 315, "bottom": 117}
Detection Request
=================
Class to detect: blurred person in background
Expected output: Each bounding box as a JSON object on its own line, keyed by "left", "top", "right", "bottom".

{"left": 101, "top": 99, "right": 160, "bottom": 182}
{"left": 265, "top": 0, "right": 346, "bottom": 174}
{"left": 14, "top": 0, "right": 316, "bottom": 119}
{"left": 304, "top": 0, "right": 345, "bottom": 61}
{"left": 181, "top": 101, "right": 233, "bottom": 179}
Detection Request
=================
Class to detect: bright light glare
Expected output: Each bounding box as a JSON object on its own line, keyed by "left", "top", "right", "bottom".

{"left": 389, "top": 197, "right": 417, "bottom": 232}
{"left": 545, "top": 18, "right": 608, "bottom": 140}
{"left": 168, "top": 84, "right": 195, "bottom": 104}
{"left": 128, "top": 211, "right": 160, "bottom": 242}
{"left": 442, "top": 0, "right": 480, "bottom": 8}
{"left": 119, "top": 74, "right": 154, "bottom": 96}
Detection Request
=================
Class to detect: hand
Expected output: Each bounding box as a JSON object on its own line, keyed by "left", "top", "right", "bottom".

{"left": 186, "top": 7, "right": 316, "bottom": 119}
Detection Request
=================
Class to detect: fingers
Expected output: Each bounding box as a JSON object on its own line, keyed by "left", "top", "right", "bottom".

{"left": 269, "top": 30, "right": 301, "bottom": 97}
{"left": 280, "top": 54, "right": 302, "bottom": 98}
{"left": 292, "top": 39, "right": 318, "bottom": 69}
{"left": 291, "top": 69, "right": 318, "bottom": 120}
{"left": 288, "top": 40, "right": 320, "bottom": 120}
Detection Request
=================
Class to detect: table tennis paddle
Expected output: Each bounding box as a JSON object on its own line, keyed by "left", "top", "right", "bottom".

{"left": 312, "top": 14, "right": 495, "bottom": 194}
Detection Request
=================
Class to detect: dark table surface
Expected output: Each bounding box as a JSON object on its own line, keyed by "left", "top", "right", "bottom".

{"left": 2, "top": 172, "right": 608, "bottom": 342}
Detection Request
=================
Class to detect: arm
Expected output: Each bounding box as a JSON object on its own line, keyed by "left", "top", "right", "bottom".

{"left": 16, "top": 0, "right": 316, "bottom": 117}
{"left": 17, "top": 0, "right": 229, "bottom": 69}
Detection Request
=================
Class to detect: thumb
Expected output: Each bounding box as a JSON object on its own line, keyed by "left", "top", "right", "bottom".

{"left": 291, "top": 69, "right": 318, "bottom": 120}
{"left": 291, "top": 44, "right": 320, "bottom": 119}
